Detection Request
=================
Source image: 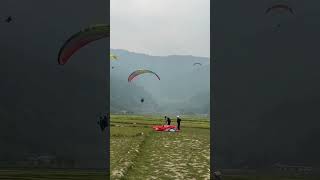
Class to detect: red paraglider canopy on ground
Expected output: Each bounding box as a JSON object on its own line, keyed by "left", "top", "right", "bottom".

{"left": 152, "top": 125, "right": 179, "bottom": 132}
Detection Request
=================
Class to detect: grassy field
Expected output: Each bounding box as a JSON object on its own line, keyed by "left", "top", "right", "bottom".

{"left": 110, "top": 114, "right": 210, "bottom": 180}
{"left": 2, "top": 114, "right": 317, "bottom": 179}
{"left": 0, "top": 169, "right": 108, "bottom": 180}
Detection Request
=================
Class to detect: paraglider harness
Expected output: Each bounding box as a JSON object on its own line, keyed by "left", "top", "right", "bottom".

{"left": 98, "top": 113, "right": 109, "bottom": 131}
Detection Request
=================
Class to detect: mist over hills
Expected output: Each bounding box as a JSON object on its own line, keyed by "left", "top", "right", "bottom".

{"left": 110, "top": 49, "right": 210, "bottom": 115}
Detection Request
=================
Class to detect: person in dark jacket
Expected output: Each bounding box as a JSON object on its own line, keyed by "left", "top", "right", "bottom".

{"left": 176, "top": 115, "right": 181, "bottom": 130}
{"left": 167, "top": 117, "right": 171, "bottom": 125}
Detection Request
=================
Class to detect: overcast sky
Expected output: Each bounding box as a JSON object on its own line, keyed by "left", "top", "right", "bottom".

{"left": 111, "top": 0, "right": 210, "bottom": 58}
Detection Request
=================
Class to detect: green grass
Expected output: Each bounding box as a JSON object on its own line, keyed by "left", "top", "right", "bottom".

{"left": 110, "top": 114, "right": 210, "bottom": 179}
{"left": 0, "top": 169, "right": 108, "bottom": 180}
{"left": 111, "top": 115, "right": 210, "bottom": 129}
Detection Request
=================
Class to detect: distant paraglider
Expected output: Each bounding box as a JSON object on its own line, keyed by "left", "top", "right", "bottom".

{"left": 193, "top": 62, "right": 202, "bottom": 66}
{"left": 110, "top": 53, "right": 118, "bottom": 70}
{"left": 265, "top": 3, "right": 294, "bottom": 31}
{"left": 128, "top": 69, "right": 160, "bottom": 82}
{"left": 110, "top": 53, "right": 118, "bottom": 60}
{"left": 265, "top": 4, "right": 294, "bottom": 15}
{"left": 140, "top": 98, "right": 144, "bottom": 103}
{"left": 58, "top": 24, "right": 110, "bottom": 65}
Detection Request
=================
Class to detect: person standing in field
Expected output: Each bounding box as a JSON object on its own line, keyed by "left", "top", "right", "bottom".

{"left": 167, "top": 116, "right": 171, "bottom": 125}
{"left": 164, "top": 116, "right": 167, "bottom": 125}
{"left": 177, "top": 115, "right": 181, "bottom": 130}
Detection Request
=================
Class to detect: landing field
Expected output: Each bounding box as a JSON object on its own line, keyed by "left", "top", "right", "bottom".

{"left": 110, "top": 114, "right": 210, "bottom": 179}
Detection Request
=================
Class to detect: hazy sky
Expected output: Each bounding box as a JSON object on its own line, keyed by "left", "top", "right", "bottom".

{"left": 111, "top": 0, "right": 210, "bottom": 57}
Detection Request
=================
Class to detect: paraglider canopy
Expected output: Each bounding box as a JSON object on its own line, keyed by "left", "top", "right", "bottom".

{"left": 152, "top": 125, "right": 179, "bottom": 132}
{"left": 265, "top": 4, "right": 294, "bottom": 14}
{"left": 128, "top": 69, "right": 160, "bottom": 82}
{"left": 193, "top": 62, "right": 202, "bottom": 66}
{"left": 58, "top": 24, "right": 110, "bottom": 65}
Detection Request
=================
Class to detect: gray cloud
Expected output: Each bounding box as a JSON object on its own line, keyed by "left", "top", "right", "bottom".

{"left": 111, "top": 0, "right": 210, "bottom": 57}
